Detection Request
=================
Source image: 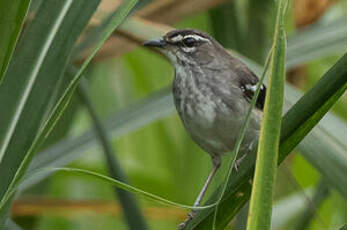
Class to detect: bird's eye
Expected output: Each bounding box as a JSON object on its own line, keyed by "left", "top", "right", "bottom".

{"left": 182, "top": 37, "right": 196, "bottom": 47}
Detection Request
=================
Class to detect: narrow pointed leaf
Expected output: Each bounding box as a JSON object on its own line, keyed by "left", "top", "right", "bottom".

{"left": 0, "top": 0, "right": 31, "bottom": 84}
{"left": 17, "top": 167, "right": 217, "bottom": 210}
{"left": 247, "top": 1, "right": 287, "bottom": 229}
{"left": 38, "top": 0, "right": 138, "bottom": 144}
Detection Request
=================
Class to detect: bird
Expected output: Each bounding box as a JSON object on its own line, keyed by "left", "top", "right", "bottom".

{"left": 144, "top": 29, "right": 266, "bottom": 229}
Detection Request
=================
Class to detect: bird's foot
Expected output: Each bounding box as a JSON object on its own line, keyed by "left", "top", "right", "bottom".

{"left": 234, "top": 153, "right": 247, "bottom": 172}
{"left": 178, "top": 210, "right": 197, "bottom": 230}
{"left": 234, "top": 160, "right": 239, "bottom": 172}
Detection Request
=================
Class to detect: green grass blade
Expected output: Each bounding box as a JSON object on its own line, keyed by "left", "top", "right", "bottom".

{"left": 76, "top": 78, "right": 149, "bottom": 230}
{"left": 40, "top": 0, "right": 138, "bottom": 142}
{"left": 0, "top": 0, "right": 100, "bottom": 226}
{"left": 19, "top": 167, "right": 217, "bottom": 211}
{"left": 280, "top": 55, "right": 347, "bottom": 158}
{"left": 246, "top": 1, "right": 287, "bottom": 229}
{"left": 0, "top": 0, "right": 31, "bottom": 84}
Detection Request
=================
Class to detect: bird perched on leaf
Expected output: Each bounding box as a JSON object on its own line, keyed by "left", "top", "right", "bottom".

{"left": 144, "top": 29, "right": 266, "bottom": 229}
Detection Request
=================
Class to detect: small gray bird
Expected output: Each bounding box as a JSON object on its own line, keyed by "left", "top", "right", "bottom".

{"left": 144, "top": 29, "right": 266, "bottom": 229}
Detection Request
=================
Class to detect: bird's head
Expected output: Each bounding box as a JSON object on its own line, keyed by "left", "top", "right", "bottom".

{"left": 144, "top": 29, "right": 226, "bottom": 67}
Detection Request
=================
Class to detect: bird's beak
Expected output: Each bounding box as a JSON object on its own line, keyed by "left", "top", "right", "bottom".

{"left": 143, "top": 38, "right": 166, "bottom": 48}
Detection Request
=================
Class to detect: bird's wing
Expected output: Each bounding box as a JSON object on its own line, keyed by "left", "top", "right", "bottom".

{"left": 235, "top": 66, "right": 267, "bottom": 110}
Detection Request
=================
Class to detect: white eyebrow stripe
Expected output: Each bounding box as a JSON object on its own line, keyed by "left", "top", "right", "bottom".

{"left": 183, "top": 35, "right": 211, "bottom": 43}
{"left": 170, "top": 34, "right": 183, "bottom": 42}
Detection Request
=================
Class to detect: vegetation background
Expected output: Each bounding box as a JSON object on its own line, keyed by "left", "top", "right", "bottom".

{"left": 0, "top": 0, "right": 346, "bottom": 230}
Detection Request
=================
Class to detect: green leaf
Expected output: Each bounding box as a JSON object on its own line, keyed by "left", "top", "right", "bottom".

{"left": 0, "top": 0, "right": 100, "bottom": 226}
{"left": 17, "top": 167, "right": 217, "bottom": 210}
{"left": 39, "top": 0, "right": 138, "bottom": 143}
{"left": 280, "top": 57, "right": 347, "bottom": 159}
{"left": 0, "top": 0, "right": 31, "bottom": 84}
{"left": 246, "top": 1, "right": 287, "bottom": 229}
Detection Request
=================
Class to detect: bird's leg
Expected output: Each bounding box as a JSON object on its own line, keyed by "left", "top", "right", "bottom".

{"left": 193, "top": 156, "right": 221, "bottom": 207}
{"left": 178, "top": 156, "right": 221, "bottom": 230}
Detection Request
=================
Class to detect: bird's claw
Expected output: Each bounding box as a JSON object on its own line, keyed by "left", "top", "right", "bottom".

{"left": 234, "top": 159, "right": 240, "bottom": 172}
